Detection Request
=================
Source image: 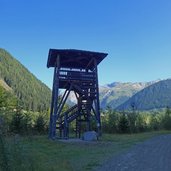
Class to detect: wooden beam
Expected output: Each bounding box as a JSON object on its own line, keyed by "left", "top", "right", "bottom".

{"left": 52, "top": 55, "right": 60, "bottom": 138}
{"left": 48, "top": 66, "right": 57, "bottom": 139}
{"left": 94, "top": 58, "right": 101, "bottom": 136}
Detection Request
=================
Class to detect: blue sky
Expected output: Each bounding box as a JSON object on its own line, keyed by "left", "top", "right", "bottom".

{"left": 0, "top": 0, "right": 171, "bottom": 88}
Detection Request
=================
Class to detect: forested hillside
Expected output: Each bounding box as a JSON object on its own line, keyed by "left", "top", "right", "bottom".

{"left": 65, "top": 80, "right": 158, "bottom": 109}
{"left": 99, "top": 81, "right": 156, "bottom": 109}
{"left": 0, "top": 84, "right": 16, "bottom": 109}
{"left": 117, "top": 79, "right": 171, "bottom": 111}
{"left": 0, "top": 48, "right": 51, "bottom": 111}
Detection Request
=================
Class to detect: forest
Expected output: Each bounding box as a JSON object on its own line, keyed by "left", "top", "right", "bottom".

{"left": 1, "top": 48, "right": 171, "bottom": 136}
{"left": 1, "top": 81, "right": 171, "bottom": 136}
{"left": 0, "top": 48, "right": 51, "bottom": 112}
{"left": 1, "top": 78, "right": 171, "bottom": 170}
{"left": 1, "top": 49, "right": 171, "bottom": 170}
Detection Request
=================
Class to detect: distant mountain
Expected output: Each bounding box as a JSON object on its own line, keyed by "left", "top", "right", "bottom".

{"left": 0, "top": 48, "right": 51, "bottom": 111}
{"left": 66, "top": 81, "right": 157, "bottom": 109}
{"left": 99, "top": 81, "right": 157, "bottom": 109}
{"left": 116, "top": 79, "right": 171, "bottom": 111}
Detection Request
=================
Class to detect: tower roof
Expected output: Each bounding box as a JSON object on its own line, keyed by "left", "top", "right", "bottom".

{"left": 47, "top": 49, "right": 108, "bottom": 70}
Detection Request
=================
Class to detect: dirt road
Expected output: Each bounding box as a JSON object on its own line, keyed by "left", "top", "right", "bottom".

{"left": 95, "top": 134, "right": 171, "bottom": 171}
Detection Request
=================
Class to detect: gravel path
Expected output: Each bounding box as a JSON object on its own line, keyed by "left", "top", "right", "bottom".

{"left": 95, "top": 134, "right": 171, "bottom": 171}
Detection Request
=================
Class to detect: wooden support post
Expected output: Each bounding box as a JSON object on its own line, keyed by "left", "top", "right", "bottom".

{"left": 52, "top": 55, "right": 60, "bottom": 139}
{"left": 87, "top": 112, "right": 91, "bottom": 131}
{"left": 48, "top": 66, "right": 57, "bottom": 139}
{"left": 76, "top": 118, "right": 78, "bottom": 138}
{"left": 86, "top": 102, "right": 91, "bottom": 131}
{"left": 94, "top": 58, "right": 101, "bottom": 136}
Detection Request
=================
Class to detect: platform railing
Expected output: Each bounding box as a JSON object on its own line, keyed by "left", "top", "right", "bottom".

{"left": 59, "top": 70, "right": 95, "bottom": 81}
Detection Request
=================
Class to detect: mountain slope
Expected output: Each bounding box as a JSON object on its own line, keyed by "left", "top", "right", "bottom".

{"left": 0, "top": 83, "right": 17, "bottom": 108}
{"left": 67, "top": 81, "right": 156, "bottom": 109}
{"left": 99, "top": 81, "right": 156, "bottom": 109}
{"left": 116, "top": 79, "right": 171, "bottom": 111}
{"left": 0, "top": 48, "right": 51, "bottom": 111}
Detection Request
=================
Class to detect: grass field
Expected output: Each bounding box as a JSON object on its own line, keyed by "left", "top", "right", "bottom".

{"left": 1, "top": 130, "right": 171, "bottom": 171}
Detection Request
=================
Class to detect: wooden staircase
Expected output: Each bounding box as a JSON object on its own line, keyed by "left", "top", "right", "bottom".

{"left": 56, "top": 81, "right": 94, "bottom": 138}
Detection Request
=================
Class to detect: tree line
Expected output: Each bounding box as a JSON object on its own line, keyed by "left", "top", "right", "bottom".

{"left": 101, "top": 106, "right": 171, "bottom": 134}
{"left": 1, "top": 83, "right": 171, "bottom": 136}
{"left": 0, "top": 86, "right": 48, "bottom": 135}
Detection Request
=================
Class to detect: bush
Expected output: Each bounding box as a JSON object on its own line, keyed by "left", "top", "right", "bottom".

{"left": 101, "top": 107, "right": 120, "bottom": 133}
{"left": 127, "top": 111, "right": 137, "bottom": 133}
{"left": 9, "top": 108, "right": 48, "bottom": 135}
{"left": 10, "top": 110, "right": 23, "bottom": 134}
{"left": 34, "top": 114, "right": 48, "bottom": 134}
{"left": 118, "top": 113, "right": 129, "bottom": 133}
{"left": 162, "top": 107, "right": 171, "bottom": 130}
{"left": 150, "top": 113, "right": 161, "bottom": 130}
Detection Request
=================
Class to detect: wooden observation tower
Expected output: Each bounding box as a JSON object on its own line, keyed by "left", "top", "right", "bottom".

{"left": 47, "top": 49, "right": 108, "bottom": 139}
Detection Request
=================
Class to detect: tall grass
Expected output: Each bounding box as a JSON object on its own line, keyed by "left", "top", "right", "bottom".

{"left": 0, "top": 133, "right": 39, "bottom": 171}
{"left": 0, "top": 134, "right": 9, "bottom": 171}
{"left": 1, "top": 130, "right": 171, "bottom": 171}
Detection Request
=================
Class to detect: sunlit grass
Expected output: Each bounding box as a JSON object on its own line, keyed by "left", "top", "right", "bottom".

{"left": 1, "top": 130, "right": 171, "bottom": 171}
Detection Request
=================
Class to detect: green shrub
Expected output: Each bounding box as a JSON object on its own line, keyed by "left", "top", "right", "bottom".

{"left": 162, "top": 107, "right": 171, "bottom": 130}
{"left": 34, "top": 114, "right": 48, "bottom": 134}
{"left": 118, "top": 113, "right": 129, "bottom": 133}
